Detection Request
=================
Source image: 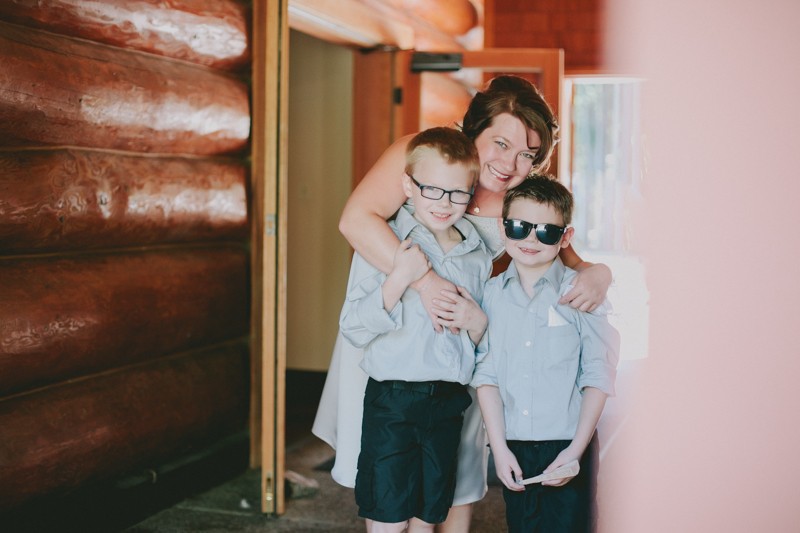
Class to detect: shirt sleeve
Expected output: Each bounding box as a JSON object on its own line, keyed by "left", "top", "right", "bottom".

{"left": 338, "top": 259, "right": 403, "bottom": 349}
{"left": 575, "top": 301, "right": 620, "bottom": 396}
{"left": 470, "top": 331, "right": 498, "bottom": 388}
{"left": 471, "top": 286, "right": 498, "bottom": 388}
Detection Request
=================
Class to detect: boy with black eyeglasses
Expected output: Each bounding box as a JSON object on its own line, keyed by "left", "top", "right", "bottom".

{"left": 339, "top": 127, "right": 492, "bottom": 532}
{"left": 472, "top": 176, "right": 620, "bottom": 533}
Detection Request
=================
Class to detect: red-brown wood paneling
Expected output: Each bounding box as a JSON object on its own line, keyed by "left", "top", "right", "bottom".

{"left": 485, "top": 0, "right": 603, "bottom": 70}
{"left": 0, "top": 247, "right": 248, "bottom": 396}
{"left": 0, "top": 0, "right": 250, "bottom": 70}
{"left": 0, "top": 21, "right": 250, "bottom": 154}
{"left": 0, "top": 343, "right": 249, "bottom": 510}
{"left": 0, "top": 0, "right": 254, "bottom": 514}
{"left": 0, "top": 150, "right": 247, "bottom": 254}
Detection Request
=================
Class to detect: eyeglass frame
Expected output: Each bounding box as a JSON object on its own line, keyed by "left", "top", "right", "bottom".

{"left": 502, "top": 218, "right": 568, "bottom": 245}
{"left": 407, "top": 174, "right": 474, "bottom": 205}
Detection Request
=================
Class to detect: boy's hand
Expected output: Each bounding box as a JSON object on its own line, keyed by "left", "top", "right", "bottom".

{"left": 433, "top": 287, "right": 487, "bottom": 342}
{"left": 541, "top": 446, "right": 582, "bottom": 487}
{"left": 392, "top": 239, "right": 431, "bottom": 287}
{"left": 492, "top": 445, "right": 525, "bottom": 492}
{"left": 559, "top": 263, "right": 612, "bottom": 312}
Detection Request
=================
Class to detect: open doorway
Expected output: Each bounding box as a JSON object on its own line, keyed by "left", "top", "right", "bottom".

{"left": 285, "top": 30, "right": 354, "bottom": 448}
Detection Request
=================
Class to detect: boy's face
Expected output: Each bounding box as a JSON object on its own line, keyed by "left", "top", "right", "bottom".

{"left": 500, "top": 198, "right": 574, "bottom": 271}
{"left": 402, "top": 154, "right": 473, "bottom": 234}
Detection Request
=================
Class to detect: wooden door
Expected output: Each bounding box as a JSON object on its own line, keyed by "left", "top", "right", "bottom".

{"left": 251, "top": 0, "right": 289, "bottom": 515}
{"left": 353, "top": 48, "right": 564, "bottom": 186}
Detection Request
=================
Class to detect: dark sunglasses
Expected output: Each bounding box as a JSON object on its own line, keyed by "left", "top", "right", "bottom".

{"left": 503, "top": 219, "right": 566, "bottom": 245}
{"left": 408, "top": 175, "right": 474, "bottom": 205}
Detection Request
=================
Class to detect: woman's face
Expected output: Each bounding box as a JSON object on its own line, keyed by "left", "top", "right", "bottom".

{"left": 473, "top": 113, "right": 541, "bottom": 194}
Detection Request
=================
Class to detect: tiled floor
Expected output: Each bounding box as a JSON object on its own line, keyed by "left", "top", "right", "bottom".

{"left": 123, "top": 368, "right": 509, "bottom": 532}
{"left": 126, "top": 434, "right": 508, "bottom": 532}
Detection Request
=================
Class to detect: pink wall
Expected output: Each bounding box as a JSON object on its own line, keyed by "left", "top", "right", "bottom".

{"left": 600, "top": 1, "right": 800, "bottom": 531}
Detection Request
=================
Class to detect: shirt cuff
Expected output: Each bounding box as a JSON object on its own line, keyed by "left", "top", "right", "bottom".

{"left": 357, "top": 285, "right": 402, "bottom": 334}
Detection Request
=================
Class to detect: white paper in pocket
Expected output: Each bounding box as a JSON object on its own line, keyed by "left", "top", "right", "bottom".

{"left": 547, "top": 306, "right": 570, "bottom": 327}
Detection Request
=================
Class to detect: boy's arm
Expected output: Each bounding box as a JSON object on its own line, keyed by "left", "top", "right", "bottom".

{"left": 540, "top": 301, "right": 619, "bottom": 486}
{"left": 339, "top": 270, "right": 397, "bottom": 348}
{"left": 339, "top": 239, "right": 430, "bottom": 348}
{"left": 477, "top": 385, "right": 525, "bottom": 492}
{"left": 541, "top": 387, "right": 607, "bottom": 487}
{"left": 381, "top": 238, "right": 430, "bottom": 311}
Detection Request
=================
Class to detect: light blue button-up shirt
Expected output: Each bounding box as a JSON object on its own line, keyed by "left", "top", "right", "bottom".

{"left": 339, "top": 205, "right": 492, "bottom": 385}
{"left": 471, "top": 257, "right": 620, "bottom": 441}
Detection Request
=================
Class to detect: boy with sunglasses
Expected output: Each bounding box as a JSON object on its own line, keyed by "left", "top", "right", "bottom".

{"left": 339, "top": 127, "right": 492, "bottom": 531}
{"left": 472, "top": 176, "right": 619, "bottom": 533}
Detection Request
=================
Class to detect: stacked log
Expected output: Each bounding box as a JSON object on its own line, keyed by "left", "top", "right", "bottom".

{"left": 0, "top": 0, "right": 250, "bottom": 511}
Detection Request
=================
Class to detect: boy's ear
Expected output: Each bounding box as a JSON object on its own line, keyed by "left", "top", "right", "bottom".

{"left": 560, "top": 226, "right": 575, "bottom": 249}
{"left": 401, "top": 172, "right": 414, "bottom": 199}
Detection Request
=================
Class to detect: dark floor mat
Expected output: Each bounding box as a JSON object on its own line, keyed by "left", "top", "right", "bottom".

{"left": 313, "top": 456, "right": 336, "bottom": 472}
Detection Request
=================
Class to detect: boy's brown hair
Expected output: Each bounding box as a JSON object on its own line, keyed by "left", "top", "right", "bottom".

{"left": 503, "top": 175, "right": 574, "bottom": 224}
{"left": 405, "top": 127, "right": 480, "bottom": 187}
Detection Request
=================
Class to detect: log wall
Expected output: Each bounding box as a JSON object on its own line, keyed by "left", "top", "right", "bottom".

{"left": 0, "top": 0, "right": 251, "bottom": 511}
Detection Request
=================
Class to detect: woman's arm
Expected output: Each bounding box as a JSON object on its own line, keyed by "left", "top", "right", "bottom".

{"left": 339, "top": 134, "right": 458, "bottom": 332}
{"left": 339, "top": 135, "right": 414, "bottom": 274}
{"left": 558, "top": 244, "right": 612, "bottom": 313}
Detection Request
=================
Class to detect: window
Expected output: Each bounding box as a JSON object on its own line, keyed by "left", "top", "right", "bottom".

{"left": 562, "top": 76, "right": 648, "bottom": 361}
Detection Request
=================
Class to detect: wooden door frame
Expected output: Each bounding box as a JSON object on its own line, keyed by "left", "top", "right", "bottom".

{"left": 250, "top": 0, "right": 288, "bottom": 515}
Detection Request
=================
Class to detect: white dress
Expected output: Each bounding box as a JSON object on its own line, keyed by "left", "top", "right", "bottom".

{"left": 312, "top": 213, "right": 504, "bottom": 506}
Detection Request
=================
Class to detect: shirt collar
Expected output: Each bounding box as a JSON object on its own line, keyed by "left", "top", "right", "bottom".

{"left": 500, "top": 255, "right": 566, "bottom": 291}
{"left": 393, "top": 205, "right": 419, "bottom": 239}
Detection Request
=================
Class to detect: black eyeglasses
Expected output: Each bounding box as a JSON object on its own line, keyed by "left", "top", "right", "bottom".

{"left": 503, "top": 219, "right": 566, "bottom": 245}
{"left": 409, "top": 175, "right": 474, "bottom": 205}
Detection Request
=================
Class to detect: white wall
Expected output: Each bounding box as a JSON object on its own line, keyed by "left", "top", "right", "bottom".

{"left": 287, "top": 30, "right": 353, "bottom": 371}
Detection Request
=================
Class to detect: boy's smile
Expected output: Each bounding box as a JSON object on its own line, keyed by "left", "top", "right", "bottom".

{"left": 403, "top": 153, "right": 473, "bottom": 242}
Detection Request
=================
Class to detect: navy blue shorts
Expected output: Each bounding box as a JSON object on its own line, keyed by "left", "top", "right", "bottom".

{"left": 355, "top": 378, "right": 472, "bottom": 525}
{"left": 502, "top": 435, "right": 598, "bottom": 533}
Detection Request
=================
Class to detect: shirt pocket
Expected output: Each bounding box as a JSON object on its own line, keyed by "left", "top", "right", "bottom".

{"left": 540, "top": 325, "right": 580, "bottom": 369}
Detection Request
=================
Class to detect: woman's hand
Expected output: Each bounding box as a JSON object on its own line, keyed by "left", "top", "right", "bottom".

{"left": 411, "top": 270, "right": 457, "bottom": 333}
{"left": 559, "top": 263, "right": 612, "bottom": 312}
{"left": 433, "top": 287, "right": 487, "bottom": 343}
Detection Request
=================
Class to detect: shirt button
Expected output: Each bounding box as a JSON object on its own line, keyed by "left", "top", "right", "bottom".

{"left": 525, "top": 341, "right": 532, "bottom": 347}
{"left": 522, "top": 410, "right": 529, "bottom": 416}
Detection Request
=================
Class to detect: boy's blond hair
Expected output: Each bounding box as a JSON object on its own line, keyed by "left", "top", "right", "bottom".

{"left": 405, "top": 127, "right": 480, "bottom": 187}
